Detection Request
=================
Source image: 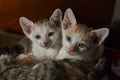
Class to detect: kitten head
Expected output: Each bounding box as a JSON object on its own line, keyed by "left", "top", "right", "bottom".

{"left": 62, "top": 8, "right": 109, "bottom": 61}
{"left": 19, "top": 9, "right": 62, "bottom": 48}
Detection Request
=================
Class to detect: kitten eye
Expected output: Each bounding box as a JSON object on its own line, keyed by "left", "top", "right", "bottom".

{"left": 78, "top": 43, "right": 85, "bottom": 48}
{"left": 35, "top": 35, "right": 41, "bottom": 39}
{"left": 48, "top": 32, "right": 54, "bottom": 37}
{"left": 66, "top": 36, "right": 71, "bottom": 42}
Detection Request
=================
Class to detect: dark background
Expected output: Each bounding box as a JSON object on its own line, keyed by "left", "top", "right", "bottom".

{"left": 0, "top": 0, "right": 119, "bottom": 49}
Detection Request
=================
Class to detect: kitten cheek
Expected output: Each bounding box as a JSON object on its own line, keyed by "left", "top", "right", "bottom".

{"left": 79, "top": 47, "right": 86, "bottom": 52}
{"left": 49, "top": 36, "right": 53, "bottom": 40}
{"left": 39, "top": 42, "right": 43, "bottom": 46}
{"left": 48, "top": 40, "right": 52, "bottom": 45}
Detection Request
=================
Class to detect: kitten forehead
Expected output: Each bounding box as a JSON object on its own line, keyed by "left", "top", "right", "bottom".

{"left": 64, "top": 24, "right": 92, "bottom": 37}
{"left": 35, "top": 19, "right": 49, "bottom": 28}
{"left": 31, "top": 19, "right": 59, "bottom": 36}
{"left": 35, "top": 18, "right": 57, "bottom": 29}
{"left": 64, "top": 24, "right": 94, "bottom": 47}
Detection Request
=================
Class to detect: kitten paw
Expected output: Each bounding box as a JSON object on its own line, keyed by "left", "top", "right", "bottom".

{"left": 95, "top": 57, "right": 106, "bottom": 71}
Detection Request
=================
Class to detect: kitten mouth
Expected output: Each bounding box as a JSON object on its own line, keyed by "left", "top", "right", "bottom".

{"left": 41, "top": 43, "right": 51, "bottom": 49}
{"left": 41, "top": 45, "right": 49, "bottom": 48}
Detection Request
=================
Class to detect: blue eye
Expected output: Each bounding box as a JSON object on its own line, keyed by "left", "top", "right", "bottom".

{"left": 35, "top": 35, "right": 41, "bottom": 39}
{"left": 66, "top": 36, "right": 71, "bottom": 42}
{"left": 48, "top": 32, "right": 54, "bottom": 37}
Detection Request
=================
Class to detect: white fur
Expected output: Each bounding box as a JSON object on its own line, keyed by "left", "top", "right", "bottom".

{"left": 19, "top": 9, "right": 62, "bottom": 61}
{"left": 56, "top": 47, "right": 83, "bottom": 60}
{"left": 56, "top": 8, "right": 109, "bottom": 62}
{"left": 56, "top": 32, "right": 83, "bottom": 60}
{"left": 56, "top": 8, "right": 79, "bottom": 60}
{"left": 63, "top": 8, "right": 76, "bottom": 27}
{"left": 29, "top": 23, "right": 61, "bottom": 60}
{"left": 32, "top": 42, "right": 60, "bottom": 60}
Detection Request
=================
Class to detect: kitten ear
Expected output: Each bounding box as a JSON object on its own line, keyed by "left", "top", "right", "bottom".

{"left": 91, "top": 28, "right": 109, "bottom": 46}
{"left": 62, "top": 8, "right": 76, "bottom": 30}
{"left": 19, "top": 17, "right": 34, "bottom": 35}
{"left": 50, "top": 8, "right": 62, "bottom": 26}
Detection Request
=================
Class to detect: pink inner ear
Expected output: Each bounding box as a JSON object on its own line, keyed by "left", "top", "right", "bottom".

{"left": 63, "top": 22, "right": 67, "bottom": 30}
{"left": 91, "top": 32, "right": 103, "bottom": 46}
{"left": 63, "top": 20, "right": 71, "bottom": 30}
{"left": 65, "top": 14, "right": 72, "bottom": 25}
{"left": 63, "top": 15, "right": 72, "bottom": 30}
{"left": 91, "top": 32, "right": 100, "bottom": 45}
{"left": 92, "top": 28, "right": 109, "bottom": 46}
{"left": 20, "top": 17, "right": 33, "bottom": 35}
{"left": 98, "top": 36, "right": 104, "bottom": 46}
{"left": 24, "top": 26, "right": 31, "bottom": 34}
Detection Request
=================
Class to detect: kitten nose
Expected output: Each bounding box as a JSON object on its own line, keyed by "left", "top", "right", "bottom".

{"left": 44, "top": 42, "right": 48, "bottom": 45}
{"left": 67, "top": 46, "right": 76, "bottom": 54}
{"left": 43, "top": 41, "right": 49, "bottom": 46}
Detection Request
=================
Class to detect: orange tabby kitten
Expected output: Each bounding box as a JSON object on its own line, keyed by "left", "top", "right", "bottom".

{"left": 56, "top": 8, "right": 109, "bottom": 63}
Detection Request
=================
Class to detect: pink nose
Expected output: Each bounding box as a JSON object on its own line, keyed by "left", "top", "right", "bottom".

{"left": 67, "top": 46, "right": 75, "bottom": 54}
{"left": 43, "top": 41, "right": 48, "bottom": 46}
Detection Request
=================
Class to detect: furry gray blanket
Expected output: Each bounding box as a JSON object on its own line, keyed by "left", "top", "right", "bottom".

{"left": 0, "top": 54, "right": 110, "bottom": 80}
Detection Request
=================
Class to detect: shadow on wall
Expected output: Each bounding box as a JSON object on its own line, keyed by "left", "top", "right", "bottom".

{"left": 106, "top": 0, "right": 120, "bottom": 49}
{"left": 106, "top": 24, "right": 120, "bottom": 49}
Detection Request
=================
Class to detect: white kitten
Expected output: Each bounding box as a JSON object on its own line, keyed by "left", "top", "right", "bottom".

{"left": 56, "top": 8, "right": 109, "bottom": 62}
{"left": 19, "top": 9, "right": 62, "bottom": 60}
